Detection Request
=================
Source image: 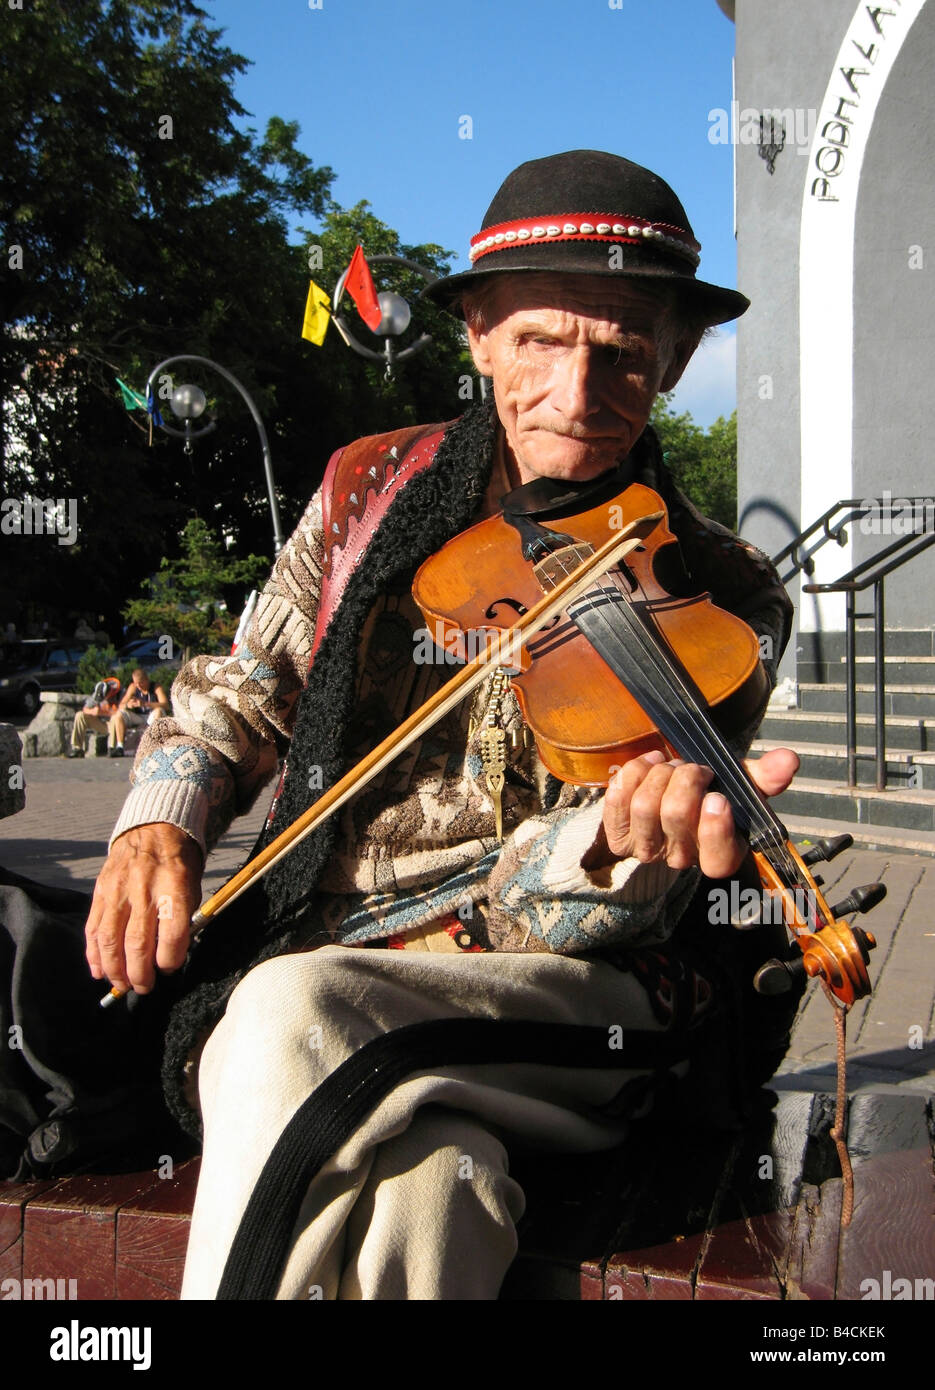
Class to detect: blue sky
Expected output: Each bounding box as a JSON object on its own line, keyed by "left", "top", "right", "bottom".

{"left": 204, "top": 0, "right": 740, "bottom": 425}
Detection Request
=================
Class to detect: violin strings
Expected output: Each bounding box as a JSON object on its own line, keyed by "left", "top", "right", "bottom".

{"left": 586, "top": 577, "right": 793, "bottom": 863}
{"left": 543, "top": 544, "right": 761, "bottom": 815}
{"left": 542, "top": 544, "right": 803, "bottom": 888}
{"left": 584, "top": 581, "right": 802, "bottom": 886}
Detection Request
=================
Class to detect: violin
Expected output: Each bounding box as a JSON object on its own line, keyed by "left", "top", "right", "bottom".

{"left": 413, "top": 478, "right": 768, "bottom": 784}
{"left": 183, "top": 475, "right": 881, "bottom": 1014}
{"left": 412, "top": 474, "right": 882, "bottom": 1010}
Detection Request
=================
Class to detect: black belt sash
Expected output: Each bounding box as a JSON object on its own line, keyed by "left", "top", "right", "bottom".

{"left": 216, "top": 1016, "right": 697, "bottom": 1300}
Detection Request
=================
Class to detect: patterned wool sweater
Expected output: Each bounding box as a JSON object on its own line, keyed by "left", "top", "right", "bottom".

{"left": 111, "top": 419, "right": 790, "bottom": 960}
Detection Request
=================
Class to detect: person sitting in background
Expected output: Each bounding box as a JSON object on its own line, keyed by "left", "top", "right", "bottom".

{"left": 68, "top": 677, "right": 123, "bottom": 758}
{"left": 109, "top": 668, "right": 170, "bottom": 758}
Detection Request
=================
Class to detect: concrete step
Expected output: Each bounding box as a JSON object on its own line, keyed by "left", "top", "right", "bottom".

{"left": 760, "top": 708, "right": 935, "bottom": 751}
{"left": 779, "top": 810, "right": 935, "bottom": 857}
{"left": 795, "top": 627, "right": 935, "bottom": 661}
{"left": 797, "top": 655, "right": 935, "bottom": 686}
{"left": 753, "top": 737, "right": 935, "bottom": 791}
{"left": 771, "top": 777, "right": 935, "bottom": 834}
{"left": 798, "top": 683, "right": 935, "bottom": 718}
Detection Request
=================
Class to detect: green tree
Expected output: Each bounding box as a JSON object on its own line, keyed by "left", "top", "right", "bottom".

{"left": 76, "top": 645, "right": 119, "bottom": 695}
{"left": 651, "top": 398, "right": 738, "bottom": 530}
{"left": 1, "top": 0, "right": 332, "bottom": 634}
{"left": 0, "top": 1, "right": 472, "bottom": 640}
{"left": 304, "top": 201, "right": 474, "bottom": 438}
{"left": 123, "top": 517, "right": 269, "bottom": 661}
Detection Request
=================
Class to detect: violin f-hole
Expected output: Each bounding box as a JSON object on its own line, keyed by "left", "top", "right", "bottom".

{"left": 485, "top": 597, "right": 527, "bottom": 622}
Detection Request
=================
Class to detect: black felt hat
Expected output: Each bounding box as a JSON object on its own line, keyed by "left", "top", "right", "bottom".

{"left": 423, "top": 149, "right": 748, "bottom": 327}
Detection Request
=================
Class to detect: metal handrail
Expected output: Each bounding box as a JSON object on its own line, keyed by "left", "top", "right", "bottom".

{"left": 803, "top": 529, "right": 935, "bottom": 790}
{"left": 770, "top": 498, "right": 862, "bottom": 582}
{"left": 769, "top": 496, "right": 933, "bottom": 583}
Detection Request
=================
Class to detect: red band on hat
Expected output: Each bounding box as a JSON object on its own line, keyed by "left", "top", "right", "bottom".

{"left": 468, "top": 213, "right": 701, "bottom": 267}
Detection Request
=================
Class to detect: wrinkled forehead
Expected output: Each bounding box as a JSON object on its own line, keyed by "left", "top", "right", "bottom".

{"left": 470, "top": 272, "right": 671, "bottom": 332}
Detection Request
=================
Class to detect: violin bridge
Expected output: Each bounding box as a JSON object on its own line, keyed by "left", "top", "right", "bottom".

{"left": 533, "top": 542, "right": 594, "bottom": 592}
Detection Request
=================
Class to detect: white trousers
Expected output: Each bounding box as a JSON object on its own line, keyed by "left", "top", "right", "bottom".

{"left": 181, "top": 945, "right": 670, "bottom": 1301}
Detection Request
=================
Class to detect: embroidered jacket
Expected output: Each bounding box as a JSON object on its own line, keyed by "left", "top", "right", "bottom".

{"left": 112, "top": 405, "right": 789, "bottom": 961}
{"left": 105, "top": 401, "right": 792, "bottom": 1132}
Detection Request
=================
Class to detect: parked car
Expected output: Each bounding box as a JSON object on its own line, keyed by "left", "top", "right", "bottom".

{"left": 112, "top": 637, "right": 180, "bottom": 669}
{"left": 113, "top": 633, "right": 228, "bottom": 669}
{"left": 0, "top": 640, "right": 90, "bottom": 717}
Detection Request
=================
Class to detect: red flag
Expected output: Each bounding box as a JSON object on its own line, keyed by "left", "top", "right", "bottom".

{"left": 345, "top": 244, "right": 383, "bottom": 331}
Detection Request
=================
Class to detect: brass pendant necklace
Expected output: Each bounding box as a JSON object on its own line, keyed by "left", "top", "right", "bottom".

{"left": 470, "top": 668, "right": 510, "bottom": 840}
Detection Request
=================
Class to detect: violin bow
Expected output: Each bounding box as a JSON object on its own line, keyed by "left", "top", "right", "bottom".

{"left": 100, "top": 518, "right": 660, "bottom": 1008}
{"left": 180, "top": 512, "right": 664, "bottom": 933}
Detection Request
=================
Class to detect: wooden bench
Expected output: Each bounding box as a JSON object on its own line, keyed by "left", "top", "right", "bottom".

{"left": 503, "top": 1087, "right": 935, "bottom": 1299}
{"left": 3, "top": 1087, "right": 933, "bottom": 1300}
{"left": 0, "top": 1160, "right": 200, "bottom": 1300}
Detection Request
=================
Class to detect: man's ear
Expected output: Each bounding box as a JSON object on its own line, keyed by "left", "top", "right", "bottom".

{"left": 659, "top": 332, "right": 704, "bottom": 394}
{"left": 466, "top": 322, "right": 493, "bottom": 379}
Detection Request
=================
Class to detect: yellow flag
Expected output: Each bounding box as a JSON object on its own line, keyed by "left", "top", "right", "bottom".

{"left": 301, "top": 279, "right": 331, "bottom": 345}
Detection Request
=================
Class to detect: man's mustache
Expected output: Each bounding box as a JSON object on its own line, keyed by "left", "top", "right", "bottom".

{"left": 533, "top": 422, "right": 622, "bottom": 441}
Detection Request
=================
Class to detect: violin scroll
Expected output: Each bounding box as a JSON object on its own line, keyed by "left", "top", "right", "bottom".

{"left": 751, "top": 838, "right": 881, "bottom": 1007}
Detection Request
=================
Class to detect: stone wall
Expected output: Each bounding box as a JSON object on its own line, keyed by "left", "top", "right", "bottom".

{"left": 0, "top": 723, "right": 25, "bottom": 817}
{"left": 21, "top": 693, "right": 85, "bottom": 759}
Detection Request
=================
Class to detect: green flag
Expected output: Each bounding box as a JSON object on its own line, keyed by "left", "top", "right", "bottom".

{"left": 116, "top": 377, "right": 147, "bottom": 411}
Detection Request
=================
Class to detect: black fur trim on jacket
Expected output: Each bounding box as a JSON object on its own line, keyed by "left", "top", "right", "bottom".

{"left": 161, "top": 396, "right": 499, "bottom": 1137}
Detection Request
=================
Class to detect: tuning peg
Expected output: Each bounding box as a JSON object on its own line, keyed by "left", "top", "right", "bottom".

{"left": 851, "top": 925, "right": 877, "bottom": 962}
{"left": 828, "top": 882, "right": 887, "bottom": 918}
{"left": 753, "top": 956, "right": 808, "bottom": 995}
{"left": 800, "top": 834, "right": 853, "bottom": 867}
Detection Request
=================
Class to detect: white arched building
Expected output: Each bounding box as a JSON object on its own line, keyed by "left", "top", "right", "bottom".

{"left": 719, "top": 0, "right": 935, "bottom": 673}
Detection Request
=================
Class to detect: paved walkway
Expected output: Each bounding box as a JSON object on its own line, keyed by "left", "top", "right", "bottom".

{"left": 0, "top": 754, "right": 269, "bottom": 898}
{"left": 1, "top": 755, "right": 933, "bottom": 1097}
{"left": 771, "top": 836, "right": 935, "bottom": 1097}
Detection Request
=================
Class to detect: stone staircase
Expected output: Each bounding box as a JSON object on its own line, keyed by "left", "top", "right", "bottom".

{"left": 752, "top": 627, "right": 935, "bottom": 852}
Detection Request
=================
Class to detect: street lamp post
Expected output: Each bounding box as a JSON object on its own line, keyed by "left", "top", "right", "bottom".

{"left": 330, "top": 254, "right": 437, "bottom": 377}
{"left": 144, "top": 354, "right": 286, "bottom": 555}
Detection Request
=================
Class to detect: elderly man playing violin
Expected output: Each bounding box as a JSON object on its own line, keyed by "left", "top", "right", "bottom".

{"left": 86, "top": 151, "right": 799, "bottom": 1300}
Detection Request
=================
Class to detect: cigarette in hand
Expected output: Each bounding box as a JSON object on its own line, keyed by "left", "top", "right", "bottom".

{"left": 97, "top": 908, "right": 206, "bottom": 1009}
{"left": 99, "top": 986, "right": 129, "bottom": 1009}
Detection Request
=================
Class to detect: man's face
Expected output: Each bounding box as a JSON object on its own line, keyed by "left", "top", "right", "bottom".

{"left": 133, "top": 669, "right": 149, "bottom": 690}
{"left": 466, "top": 274, "right": 690, "bottom": 485}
